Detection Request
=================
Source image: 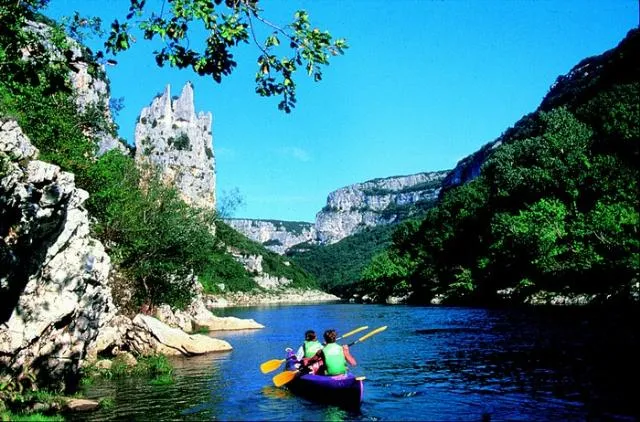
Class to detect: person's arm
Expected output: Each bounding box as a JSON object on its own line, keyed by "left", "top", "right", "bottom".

{"left": 295, "top": 345, "right": 304, "bottom": 361}
{"left": 343, "top": 345, "right": 357, "bottom": 366}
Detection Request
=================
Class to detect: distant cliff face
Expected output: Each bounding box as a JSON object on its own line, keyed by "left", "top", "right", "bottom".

{"left": 225, "top": 219, "right": 316, "bottom": 254}
{"left": 440, "top": 139, "right": 502, "bottom": 191}
{"left": 134, "top": 83, "right": 216, "bottom": 210}
{"left": 315, "top": 171, "right": 448, "bottom": 244}
{"left": 228, "top": 171, "right": 448, "bottom": 252}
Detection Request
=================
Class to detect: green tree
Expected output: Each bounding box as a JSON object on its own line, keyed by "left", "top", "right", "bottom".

{"left": 85, "top": 0, "right": 348, "bottom": 112}
{"left": 360, "top": 250, "right": 412, "bottom": 301}
{"left": 217, "top": 187, "right": 245, "bottom": 218}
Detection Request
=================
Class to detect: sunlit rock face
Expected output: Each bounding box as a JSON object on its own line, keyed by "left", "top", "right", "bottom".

{"left": 224, "top": 219, "right": 316, "bottom": 254}
{"left": 226, "top": 171, "right": 449, "bottom": 250}
{"left": 134, "top": 82, "right": 216, "bottom": 210}
{"left": 0, "top": 120, "right": 115, "bottom": 389}
{"left": 314, "top": 171, "right": 449, "bottom": 244}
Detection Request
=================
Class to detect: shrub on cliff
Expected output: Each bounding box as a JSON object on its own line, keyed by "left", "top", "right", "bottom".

{"left": 84, "top": 151, "right": 260, "bottom": 308}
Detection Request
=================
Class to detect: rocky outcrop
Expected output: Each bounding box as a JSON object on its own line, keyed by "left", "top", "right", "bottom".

{"left": 0, "top": 120, "right": 115, "bottom": 388}
{"left": 315, "top": 171, "right": 448, "bottom": 244}
{"left": 227, "top": 249, "right": 294, "bottom": 289}
{"left": 130, "top": 314, "right": 232, "bottom": 356}
{"left": 87, "top": 313, "right": 233, "bottom": 359}
{"left": 440, "top": 139, "right": 502, "bottom": 191}
{"left": 134, "top": 83, "right": 216, "bottom": 210}
{"left": 154, "top": 300, "right": 264, "bottom": 332}
{"left": 206, "top": 289, "right": 340, "bottom": 308}
{"left": 224, "top": 219, "right": 316, "bottom": 254}
{"left": 24, "top": 21, "right": 126, "bottom": 156}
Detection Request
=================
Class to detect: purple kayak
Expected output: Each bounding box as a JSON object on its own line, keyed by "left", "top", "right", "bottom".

{"left": 284, "top": 349, "right": 364, "bottom": 409}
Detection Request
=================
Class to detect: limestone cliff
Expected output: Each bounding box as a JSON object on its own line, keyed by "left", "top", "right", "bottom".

{"left": 224, "top": 219, "right": 316, "bottom": 254}
{"left": 315, "top": 171, "right": 448, "bottom": 244}
{"left": 134, "top": 83, "right": 216, "bottom": 210}
{"left": 227, "top": 170, "right": 448, "bottom": 251}
{"left": 0, "top": 120, "right": 115, "bottom": 388}
{"left": 25, "top": 21, "right": 126, "bottom": 156}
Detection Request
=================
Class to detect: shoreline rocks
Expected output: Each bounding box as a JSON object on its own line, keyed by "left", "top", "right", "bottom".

{"left": 0, "top": 120, "right": 115, "bottom": 389}
{"left": 131, "top": 314, "right": 232, "bottom": 356}
{"left": 88, "top": 312, "right": 236, "bottom": 360}
{"left": 204, "top": 289, "right": 341, "bottom": 308}
{"left": 154, "top": 299, "right": 264, "bottom": 331}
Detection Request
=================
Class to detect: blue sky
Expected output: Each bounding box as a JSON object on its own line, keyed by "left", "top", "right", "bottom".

{"left": 45, "top": 1, "right": 638, "bottom": 222}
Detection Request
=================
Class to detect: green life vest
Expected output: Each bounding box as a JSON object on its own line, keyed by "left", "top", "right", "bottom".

{"left": 303, "top": 340, "right": 323, "bottom": 358}
{"left": 322, "top": 343, "right": 347, "bottom": 375}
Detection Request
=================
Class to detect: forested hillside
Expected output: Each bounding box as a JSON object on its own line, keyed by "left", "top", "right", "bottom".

{"left": 0, "top": 4, "right": 316, "bottom": 315}
{"left": 287, "top": 224, "right": 396, "bottom": 294}
{"left": 358, "top": 29, "right": 639, "bottom": 305}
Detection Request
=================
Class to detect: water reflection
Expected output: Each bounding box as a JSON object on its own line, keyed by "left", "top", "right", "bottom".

{"left": 261, "top": 385, "right": 292, "bottom": 400}
{"left": 72, "top": 353, "right": 227, "bottom": 421}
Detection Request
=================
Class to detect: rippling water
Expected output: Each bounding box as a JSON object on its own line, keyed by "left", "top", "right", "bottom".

{"left": 72, "top": 304, "right": 638, "bottom": 421}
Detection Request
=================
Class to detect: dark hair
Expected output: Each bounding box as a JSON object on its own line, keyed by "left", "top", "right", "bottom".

{"left": 323, "top": 329, "right": 337, "bottom": 344}
{"left": 305, "top": 330, "right": 316, "bottom": 341}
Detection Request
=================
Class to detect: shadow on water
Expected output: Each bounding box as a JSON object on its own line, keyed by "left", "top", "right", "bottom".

{"left": 397, "top": 306, "right": 639, "bottom": 420}
{"left": 71, "top": 353, "right": 230, "bottom": 421}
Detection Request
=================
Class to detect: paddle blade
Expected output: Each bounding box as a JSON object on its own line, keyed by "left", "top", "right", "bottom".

{"left": 350, "top": 325, "right": 388, "bottom": 346}
{"left": 272, "top": 370, "right": 298, "bottom": 387}
{"left": 338, "top": 326, "right": 369, "bottom": 340}
{"left": 260, "top": 359, "right": 285, "bottom": 374}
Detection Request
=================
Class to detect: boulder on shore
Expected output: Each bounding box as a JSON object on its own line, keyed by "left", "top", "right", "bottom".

{"left": 153, "top": 299, "right": 264, "bottom": 331}
{"left": 88, "top": 313, "right": 233, "bottom": 359}
{"left": 65, "top": 398, "right": 100, "bottom": 412}
{"left": 131, "top": 314, "right": 232, "bottom": 355}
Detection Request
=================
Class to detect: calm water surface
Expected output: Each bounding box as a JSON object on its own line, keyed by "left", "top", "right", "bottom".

{"left": 73, "top": 304, "right": 638, "bottom": 421}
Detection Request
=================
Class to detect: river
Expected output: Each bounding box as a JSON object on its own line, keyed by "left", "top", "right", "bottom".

{"left": 72, "top": 303, "right": 638, "bottom": 421}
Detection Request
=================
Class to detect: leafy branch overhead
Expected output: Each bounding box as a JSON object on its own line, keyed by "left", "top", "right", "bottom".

{"left": 101, "top": 0, "right": 348, "bottom": 112}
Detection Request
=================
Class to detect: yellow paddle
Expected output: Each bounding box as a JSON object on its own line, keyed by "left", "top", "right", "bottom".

{"left": 259, "top": 326, "right": 368, "bottom": 374}
{"left": 260, "top": 359, "right": 287, "bottom": 374}
{"left": 347, "top": 325, "right": 387, "bottom": 346}
{"left": 338, "top": 325, "right": 369, "bottom": 341}
{"left": 272, "top": 325, "right": 388, "bottom": 387}
{"left": 272, "top": 369, "right": 299, "bottom": 387}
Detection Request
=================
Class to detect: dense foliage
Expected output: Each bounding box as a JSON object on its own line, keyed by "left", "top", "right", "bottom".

{"left": 0, "top": 1, "right": 318, "bottom": 311}
{"left": 288, "top": 224, "right": 396, "bottom": 294}
{"left": 0, "top": 2, "right": 100, "bottom": 179}
{"left": 79, "top": 0, "right": 348, "bottom": 113}
{"left": 360, "top": 30, "right": 640, "bottom": 305}
{"left": 216, "top": 222, "right": 318, "bottom": 290}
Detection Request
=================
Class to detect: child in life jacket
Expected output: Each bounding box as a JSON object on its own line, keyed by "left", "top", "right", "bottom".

{"left": 296, "top": 330, "right": 324, "bottom": 375}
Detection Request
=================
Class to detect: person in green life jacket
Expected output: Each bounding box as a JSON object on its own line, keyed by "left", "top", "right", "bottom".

{"left": 295, "top": 330, "right": 324, "bottom": 374}
{"left": 317, "top": 328, "right": 357, "bottom": 376}
{"left": 295, "top": 330, "right": 323, "bottom": 360}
